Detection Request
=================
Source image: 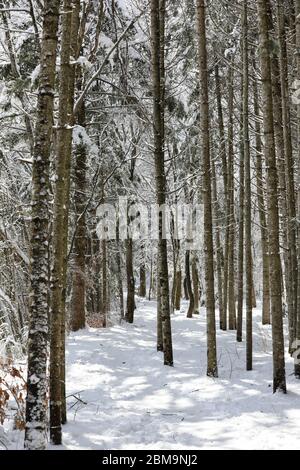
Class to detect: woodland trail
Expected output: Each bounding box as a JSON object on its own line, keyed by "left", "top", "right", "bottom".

{"left": 42, "top": 299, "right": 300, "bottom": 450}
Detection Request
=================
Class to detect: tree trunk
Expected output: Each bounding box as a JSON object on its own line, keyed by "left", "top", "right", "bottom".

{"left": 276, "top": 0, "right": 298, "bottom": 352}
{"left": 256, "top": 0, "right": 287, "bottom": 393}
{"left": 243, "top": 0, "right": 253, "bottom": 370}
{"left": 215, "top": 64, "right": 228, "bottom": 200}
{"left": 196, "top": 0, "right": 218, "bottom": 378}
{"left": 49, "top": 0, "right": 73, "bottom": 445}
{"left": 24, "top": 0, "right": 60, "bottom": 450}
{"left": 70, "top": 102, "right": 87, "bottom": 332}
{"left": 139, "top": 264, "right": 147, "bottom": 298}
{"left": 171, "top": 223, "right": 180, "bottom": 313}
{"left": 151, "top": 0, "right": 173, "bottom": 366}
{"left": 253, "top": 59, "right": 271, "bottom": 325}
{"left": 60, "top": 0, "right": 81, "bottom": 425}
{"left": 116, "top": 217, "right": 124, "bottom": 320}
{"left": 148, "top": 256, "right": 154, "bottom": 301}
{"left": 267, "top": 1, "right": 290, "bottom": 345}
{"left": 102, "top": 238, "right": 107, "bottom": 328}
{"left": 192, "top": 256, "right": 200, "bottom": 315}
{"left": 174, "top": 269, "right": 182, "bottom": 311}
{"left": 215, "top": 63, "right": 227, "bottom": 331}
{"left": 211, "top": 155, "right": 224, "bottom": 329}
{"left": 252, "top": 277, "right": 257, "bottom": 309}
{"left": 294, "top": 0, "right": 300, "bottom": 378}
{"left": 157, "top": 262, "right": 164, "bottom": 351}
{"left": 125, "top": 236, "right": 135, "bottom": 323}
{"left": 185, "top": 250, "right": 194, "bottom": 318}
{"left": 183, "top": 276, "right": 189, "bottom": 300}
{"left": 227, "top": 64, "right": 236, "bottom": 331}
{"left": 237, "top": 73, "right": 245, "bottom": 343}
{"left": 125, "top": 193, "right": 136, "bottom": 324}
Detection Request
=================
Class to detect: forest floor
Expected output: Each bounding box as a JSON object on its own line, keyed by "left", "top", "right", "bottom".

{"left": 5, "top": 299, "right": 300, "bottom": 450}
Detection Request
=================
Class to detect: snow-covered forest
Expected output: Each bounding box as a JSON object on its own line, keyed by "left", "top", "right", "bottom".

{"left": 0, "top": 0, "right": 300, "bottom": 451}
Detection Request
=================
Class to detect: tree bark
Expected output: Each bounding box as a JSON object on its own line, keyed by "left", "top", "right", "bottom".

{"left": 185, "top": 250, "right": 194, "bottom": 318}
{"left": 60, "top": 0, "right": 81, "bottom": 425}
{"left": 192, "top": 256, "right": 200, "bottom": 315}
{"left": 267, "top": 1, "right": 290, "bottom": 343}
{"left": 253, "top": 59, "right": 271, "bottom": 325}
{"left": 70, "top": 102, "right": 87, "bottom": 332}
{"left": 243, "top": 0, "right": 253, "bottom": 370}
{"left": 151, "top": 0, "right": 173, "bottom": 366}
{"left": 294, "top": 0, "right": 300, "bottom": 378}
{"left": 227, "top": 64, "right": 236, "bottom": 331}
{"left": 237, "top": 72, "right": 245, "bottom": 343}
{"left": 214, "top": 64, "right": 227, "bottom": 331}
{"left": 196, "top": 0, "right": 218, "bottom": 378}
{"left": 102, "top": 238, "right": 107, "bottom": 328}
{"left": 24, "top": 0, "right": 60, "bottom": 450}
{"left": 116, "top": 217, "right": 124, "bottom": 320}
{"left": 256, "top": 0, "right": 287, "bottom": 393}
{"left": 49, "top": 0, "right": 73, "bottom": 445}
{"left": 157, "top": 270, "right": 164, "bottom": 352}
{"left": 174, "top": 269, "right": 182, "bottom": 311}
{"left": 139, "top": 264, "right": 147, "bottom": 298}
{"left": 211, "top": 156, "right": 224, "bottom": 328}
{"left": 125, "top": 235, "right": 135, "bottom": 324}
{"left": 276, "top": 0, "right": 298, "bottom": 352}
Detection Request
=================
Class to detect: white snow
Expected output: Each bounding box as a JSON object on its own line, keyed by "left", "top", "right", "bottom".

{"left": 29, "top": 374, "right": 40, "bottom": 385}
{"left": 115, "top": 0, "right": 140, "bottom": 17}
{"left": 30, "top": 65, "right": 40, "bottom": 85}
{"left": 0, "top": 287, "right": 15, "bottom": 312}
{"left": 76, "top": 57, "right": 93, "bottom": 70}
{"left": 72, "top": 125, "right": 98, "bottom": 155}
{"left": 50, "top": 300, "right": 300, "bottom": 450}
{"left": 224, "top": 47, "right": 237, "bottom": 58}
{"left": 4, "top": 299, "right": 300, "bottom": 450}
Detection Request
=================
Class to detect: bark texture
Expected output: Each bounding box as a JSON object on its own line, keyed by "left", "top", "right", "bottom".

{"left": 257, "top": 0, "right": 287, "bottom": 393}
{"left": 196, "top": 0, "right": 218, "bottom": 378}
{"left": 151, "top": 0, "right": 173, "bottom": 366}
{"left": 24, "top": 0, "right": 60, "bottom": 450}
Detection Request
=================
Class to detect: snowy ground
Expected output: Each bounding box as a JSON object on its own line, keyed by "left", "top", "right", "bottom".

{"left": 6, "top": 299, "right": 300, "bottom": 450}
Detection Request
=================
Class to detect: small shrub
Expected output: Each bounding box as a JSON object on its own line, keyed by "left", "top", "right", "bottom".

{"left": 0, "top": 357, "right": 26, "bottom": 431}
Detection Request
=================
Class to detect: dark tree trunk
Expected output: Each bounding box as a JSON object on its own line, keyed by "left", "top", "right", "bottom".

{"left": 196, "top": 0, "right": 218, "bottom": 378}
{"left": 237, "top": 73, "right": 245, "bottom": 343}
{"left": 49, "top": 0, "right": 73, "bottom": 445}
{"left": 125, "top": 236, "right": 135, "bottom": 324}
{"left": 185, "top": 250, "right": 194, "bottom": 318}
{"left": 70, "top": 102, "right": 87, "bottom": 332}
{"left": 174, "top": 269, "right": 182, "bottom": 311}
{"left": 24, "top": 0, "right": 60, "bottom": 450}
{"left": 151, "top": 0, "right": 173, "bottom": 366}
{"left": 243, "top": 0, "right": 253, "bottom": 371}
{"left": 253, "top": 59, "right": 271, "bottom": 325}
{"left": 227, "top": 65, "right": 236, "bottom": 331}
{"left": 257, "top": 0, "right": 287, "bottom": 393}
{"left": 139, "top": 264, "right": 147, "bottom": 298}
{"left": 192, "top": 256, "right": 200, "bottom": 315}
{"left": 294, "top": 0, "right": 300, "bottom": 378}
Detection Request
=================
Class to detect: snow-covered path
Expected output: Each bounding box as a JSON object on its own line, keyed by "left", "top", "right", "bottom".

{"left": 57, "top": 300, "right": 300, "bottom": 450}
